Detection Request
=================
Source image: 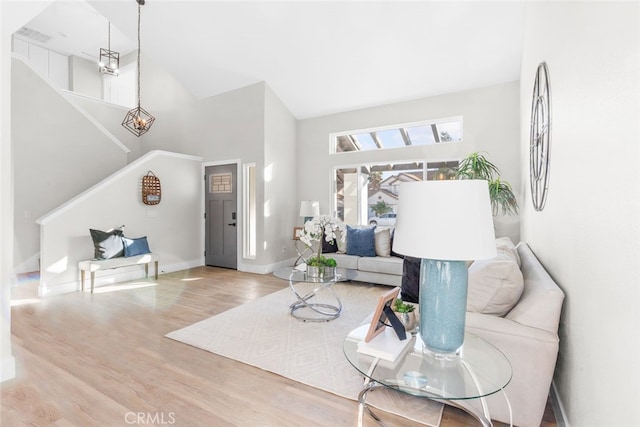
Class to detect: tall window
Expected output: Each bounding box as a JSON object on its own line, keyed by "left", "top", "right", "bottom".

{"left": 243, "top": 163, "right": 256, "bottom": 259}
{"left": 331, "top": 117, "right": 462, "bottom": 154}
{"left": 334, "top": 161, "right": 458, "bottom": 227}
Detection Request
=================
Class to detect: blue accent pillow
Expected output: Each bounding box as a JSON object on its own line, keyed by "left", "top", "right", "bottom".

{"left": 346, "top": 225, "right": 376, "bottom": 257}
{"left": 122, "top": 236, "right": 151, "bottom": 257}
{"left": 90, "top": 228, "right": 124, "bottom": 259}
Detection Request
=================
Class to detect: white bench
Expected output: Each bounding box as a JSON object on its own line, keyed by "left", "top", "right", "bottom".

{"left": 78, "top": 253, "right": 159, "bottom": 293}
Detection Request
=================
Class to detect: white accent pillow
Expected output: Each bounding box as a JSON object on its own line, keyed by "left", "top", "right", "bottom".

{"left": 374, "top": 228, "right": 391, "bottom": 257}
{"left": 495, "top": 236, "right": 521, "bottom": 267}
{"left": 467, "top": 247, "right": 524, "bottom": 317}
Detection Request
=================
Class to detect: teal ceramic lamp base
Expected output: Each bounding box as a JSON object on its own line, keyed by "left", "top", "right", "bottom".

{"left": 419, "top": 259, "right": 468, "bottom": 359}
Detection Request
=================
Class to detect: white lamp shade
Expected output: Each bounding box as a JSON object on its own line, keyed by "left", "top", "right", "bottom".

{"left": 299, "top": 200, "right": 320, "bottom": 217}
{"left": 393, "top": 180, "right": 496, "bottom": 261}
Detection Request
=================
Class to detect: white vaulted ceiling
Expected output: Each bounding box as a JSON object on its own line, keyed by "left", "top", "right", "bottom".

{"left": 16, "top": 0, "right": 526, "bottom": 119}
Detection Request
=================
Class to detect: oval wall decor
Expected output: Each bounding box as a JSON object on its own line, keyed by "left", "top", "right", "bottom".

{"left": 529, "top": 62, "right": 552, "bottom": 211}
{"left": 142, "top": 171, "right": 161, "bottom": 205}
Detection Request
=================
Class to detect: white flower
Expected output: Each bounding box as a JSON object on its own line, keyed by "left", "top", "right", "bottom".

{"left": 299, "top": 215, "right": 345, "bottom": 248}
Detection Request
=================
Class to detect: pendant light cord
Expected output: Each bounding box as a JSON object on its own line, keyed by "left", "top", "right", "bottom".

{"left": 136, "top": 1, "right": 141, "bottom": 109}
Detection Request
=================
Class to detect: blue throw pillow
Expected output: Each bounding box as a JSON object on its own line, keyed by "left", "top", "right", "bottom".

{"left": 346, "top": 225, "right": 376, "bottom": 257}
{"left": 122, "top": 236, "right": 151, "bottom": 257}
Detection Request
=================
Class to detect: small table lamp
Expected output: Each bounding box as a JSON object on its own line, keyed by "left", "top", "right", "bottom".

{"left": 299, "top": 200, "right": 319, "bottom": 224}
{"left": 393, "top": 180, "right": 496, "bottom": 358}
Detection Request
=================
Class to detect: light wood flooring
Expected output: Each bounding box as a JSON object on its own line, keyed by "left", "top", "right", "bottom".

{"left": 2, "top": 267, "right": 557, "bottom": 426}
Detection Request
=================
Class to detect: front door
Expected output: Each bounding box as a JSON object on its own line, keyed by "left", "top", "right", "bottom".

{"left": 205, "top": 164, "right": 237, "bottom": 269}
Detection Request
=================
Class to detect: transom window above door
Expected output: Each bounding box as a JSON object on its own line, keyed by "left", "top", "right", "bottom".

{"left": 331, "top": 117, "right": 462, "bottom": 154}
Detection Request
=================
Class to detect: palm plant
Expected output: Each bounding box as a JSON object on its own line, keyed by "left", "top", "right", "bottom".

{"left": 455, "top": 152, "right": 518, "bottom": 216}
{"left": 371, "top": 200, "right": 392, "bottom": 217}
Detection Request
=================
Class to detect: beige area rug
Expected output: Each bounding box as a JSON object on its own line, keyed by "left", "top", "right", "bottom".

{"left": 166, "top": 282, "right": 443, "bottom": 426}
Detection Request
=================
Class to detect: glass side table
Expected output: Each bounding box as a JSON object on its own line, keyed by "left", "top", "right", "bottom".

{"left": 273, "top": 267, "right": 356, "bottom": 322}
{"left": 343, "top": 332, "right": 513, "bottom": 426}
{"left": 293, "top": 239, "right": 313, "bottom": 266}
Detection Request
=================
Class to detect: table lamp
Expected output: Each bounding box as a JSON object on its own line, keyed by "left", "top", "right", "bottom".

{"left": 299, "top": 200, "right": 319, "bottom": 224}
{"left": 392, "top": 180, "right": 496, "bottom": 359}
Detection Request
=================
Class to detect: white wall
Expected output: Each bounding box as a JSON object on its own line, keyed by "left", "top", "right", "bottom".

{"left": 135, "top": 52, "right": 198, "bottom": 154}
{"left": 1, "top": 7, "right": 16, "bottom": 384}
{"left": 69, "top": 55, "right": 101, "bottom": 99}
{"left": 520, "top": 2, "right": 640, "bottom": 426}
{"left": 62, "top": 91, "right": 144, "bottom": 162}
{"left": 12, "top": 57, "right": 129, "bottom": 272}
{"left": 37, "top": 151, "right": 203, "bottom": 295}
{"left": 1, "top": 0, "right": 56, "bottom": 385}
{"left": 69, "top": 50, "right": 137, "bottom": 104}
{"left": 263, "top": 84, "right": 297, "bottom": 267}
{"left": 297, "top": 81, "right": 520, "bottom": 220}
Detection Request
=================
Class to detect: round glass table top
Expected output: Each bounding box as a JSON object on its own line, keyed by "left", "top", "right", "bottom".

{"left": 273, "top": 266, "right": 356, "bottom": 284}
{"left": 343, "top": 332, "right": 512, "bottom": 401}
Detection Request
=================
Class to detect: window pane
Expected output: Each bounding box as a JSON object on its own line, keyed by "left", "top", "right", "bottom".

{"left": 375, "top": 129, "right": 406, "bottom": 149}
{"left": 405, "top": 125, "right": 436, "bottom": 145}
{"left": 333, "top": 117, "right": 462, "bottom": 153}
{"left": 426, "top": 161, "right": 459, "bottom": 180}
{"left": 335, "top": 167, "right": 357, "bottom": 223}
{"left": 352, "top": 133, "right": 378, "bottom": 151}
{"left": 243, "top": 164, "right": 256, "bottom": 259}
{"left": 366, "top": 162, "right": 423, "bottom": 228}
{"left": 436, "top": 121, "right": 462, "bottom": 142}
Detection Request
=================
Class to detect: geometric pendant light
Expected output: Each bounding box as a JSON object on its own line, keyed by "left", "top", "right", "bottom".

{"left": 122, "top": 0, "right": 155, "bottom": 137}
{"left": 98, "top": 22, "right": 120, "bottom": 76}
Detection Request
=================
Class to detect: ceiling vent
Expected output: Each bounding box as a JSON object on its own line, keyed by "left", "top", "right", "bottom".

{"left": 16, "top": 27, "right": 52, "bottom": 44}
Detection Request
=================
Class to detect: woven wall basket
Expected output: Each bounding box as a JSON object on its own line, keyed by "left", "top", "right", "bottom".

{"left": 142, "top": 171, "right": 161, "bottom": 205}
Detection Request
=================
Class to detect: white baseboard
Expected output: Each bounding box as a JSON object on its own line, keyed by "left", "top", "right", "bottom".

{"left": 550, "top": 380, "right": 570, "bottom": 427}
{"left": 14, "top": 252, "right": 40, "bottom": 275}
{"left": 238, "top": 258, "right": 295, "bottom": 275}
{"left": 39, "top": 258, "right": 203, "bottom": 296}
{"left": 1, "top": 356, "right": 16, "bottom": 383}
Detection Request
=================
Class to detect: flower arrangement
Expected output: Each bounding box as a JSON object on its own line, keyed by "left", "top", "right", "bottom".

{"left": 299, "top": 215, "right": 345, "bottom": 267}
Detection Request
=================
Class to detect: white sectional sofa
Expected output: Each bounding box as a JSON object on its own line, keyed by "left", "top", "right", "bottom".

{"left": 330, "top": 252, "right": 403, "bottom": 286}
{"left": 352, "top": 239, "right": 564, "bottom": 427}
{"left": 467, "top": 242, "right": 564, "bottom": 427}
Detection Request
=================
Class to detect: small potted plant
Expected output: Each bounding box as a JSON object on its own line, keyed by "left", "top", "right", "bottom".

{"left": 300, "top": 215, "right": 344, "bottom": 278}
{"left": 392, "top": 298, "right": 417, "bottom": 332}
{"left": 306, "top": 255, "right": 337, "bottom": 278}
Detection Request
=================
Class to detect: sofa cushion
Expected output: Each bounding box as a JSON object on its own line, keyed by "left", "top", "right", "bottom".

{"left": 505, "top": 242, "right": 566, "bottom": 333}
{"left": 400, "top": 256, "right": 421, "bottom": 303}
{"left": 495, "top": 236, "right": 521, "bottom": 267}
{"left": 358, "top": 255, "right": 403, "bottom": 276}
{"left": 89, "top": 228, "right": 124, "bottom": 260}
{"left": 335, "top": 229, "right": 347, "bottom": 253}
{"left": 467, "top": 248, "right": 524, "bottom": 317}
{"left": 322, "top": 237, "right": 338, "bottom": 253}
{"left": 389, "top": 228, "right": 405, "bottom": 259}
{"left": 346, "top": 225, "right": 376, "bottom": 257}
{"left": 328, "top": 253, "right": 360, "bottom": 270}
{"left": 374, "top": 228, "right": 391, "bottom": 257}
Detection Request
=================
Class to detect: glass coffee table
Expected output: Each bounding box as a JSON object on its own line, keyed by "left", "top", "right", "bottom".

{"left": 273, "top": 267, "right": 356, "bottom": 322}
{"left": 343, "top": 332, "right": 513, "bottom": 426}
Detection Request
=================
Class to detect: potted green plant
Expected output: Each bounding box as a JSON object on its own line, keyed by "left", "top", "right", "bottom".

{"left": 300, "top": 215, "right": 344, "bottom": 278}
{"left": 454, "top": 152, "right": 518, "bottom": 216}
{"left": 392, "top": 298, "right": 417, "bottom": 332}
